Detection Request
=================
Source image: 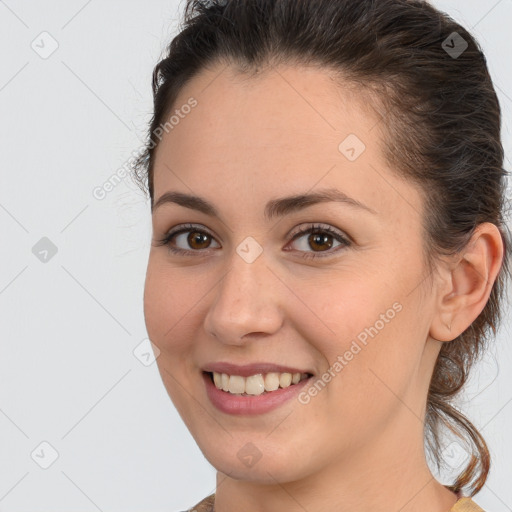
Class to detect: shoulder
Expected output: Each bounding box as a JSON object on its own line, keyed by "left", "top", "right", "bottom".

{"left": 179, "top": 494, "right": 485, "bottom": 512}
{"left": 179, "top": 493, "right": 215, "bottom": 512}
{"left": 450, "top": 497, "right": 486, "bottom": 512}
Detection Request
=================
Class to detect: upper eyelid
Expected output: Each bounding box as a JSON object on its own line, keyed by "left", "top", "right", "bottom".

{"left": 163, "top": 222, "right": 350, "bottom": 247}
{"left": 166, "top": 223, "right": 217, "bottom": 240}
{"left": 164, "top": 222, "right": 346, "bottom": 237}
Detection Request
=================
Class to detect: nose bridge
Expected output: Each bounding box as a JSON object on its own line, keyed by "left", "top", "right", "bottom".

{"left": 203, "top": 248, "right": 283, "bottom": 343}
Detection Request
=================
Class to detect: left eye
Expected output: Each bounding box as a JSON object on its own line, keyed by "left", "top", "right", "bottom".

{"left": 288, "top": 225, "right": 350, "bottom": 258}
{"left": 292, "top": 226, "right": 350, "bottom": 258}
{"left": 155, "top": 223, "right": 351, "bottom": 259}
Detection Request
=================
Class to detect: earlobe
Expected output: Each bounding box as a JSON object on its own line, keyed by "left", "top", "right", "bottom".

{"left": 429, "top": 222, "right": 504, "bottom": 343}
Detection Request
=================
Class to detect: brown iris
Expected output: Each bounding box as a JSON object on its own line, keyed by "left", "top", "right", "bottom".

{"left": 188, "top": 231, "right": 211, "bottom": 250}
{"left": 307, "top": 232, "right": 333, "bottom": 252}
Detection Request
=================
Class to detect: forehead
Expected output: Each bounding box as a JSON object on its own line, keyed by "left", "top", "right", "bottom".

{"left": 152, "top": 62, "right": 423, "bottom": 225}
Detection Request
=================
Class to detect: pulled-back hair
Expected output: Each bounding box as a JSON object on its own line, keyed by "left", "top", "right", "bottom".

{"left": 131, "top": 0, "right": 511, "bottom": 496}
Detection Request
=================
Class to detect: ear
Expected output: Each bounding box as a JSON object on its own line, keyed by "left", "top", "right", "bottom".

{"left": 429, "top": 222, "right": 504, "bottom": 343}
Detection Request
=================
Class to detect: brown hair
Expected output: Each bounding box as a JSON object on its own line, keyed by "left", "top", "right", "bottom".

{"left": 131, "top": 0, "right": 512, "bottom": 496}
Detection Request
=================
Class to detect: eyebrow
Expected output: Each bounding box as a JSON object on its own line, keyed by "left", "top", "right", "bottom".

{"left": 152, "top": 187, "right": 377, "bottom": 221}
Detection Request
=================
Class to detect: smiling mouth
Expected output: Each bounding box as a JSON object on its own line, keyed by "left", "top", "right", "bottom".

{"left": 205, "top": 371, "right": 313, "bottom": 396}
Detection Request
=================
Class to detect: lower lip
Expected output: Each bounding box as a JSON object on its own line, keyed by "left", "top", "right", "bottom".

{"left": 202, "top": 372, "right": 312, "bottom": 415}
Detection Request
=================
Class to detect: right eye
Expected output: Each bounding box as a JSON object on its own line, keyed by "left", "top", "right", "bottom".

{"left": 155, "top": 223, "right": 221, "bottom": 255}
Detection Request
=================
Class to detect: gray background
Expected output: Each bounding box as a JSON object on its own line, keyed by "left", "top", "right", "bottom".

{"left": 0, "top": 0, "right": 511, "bottom": 511}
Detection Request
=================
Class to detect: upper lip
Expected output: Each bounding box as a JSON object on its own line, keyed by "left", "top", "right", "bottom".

{"left": 203, "top": 362, "right": 314, "bottom": 377}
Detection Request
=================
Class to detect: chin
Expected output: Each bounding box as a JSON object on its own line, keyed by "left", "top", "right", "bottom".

{"left": 208, "top": 455, "right": 304, "bottom": 484}
{"left": 196, "top": 436, "right": 314, "bottom": 484}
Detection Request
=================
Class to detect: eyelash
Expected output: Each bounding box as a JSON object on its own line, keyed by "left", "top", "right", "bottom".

{"left": 155, "top": 223, "right": 351, "bottom": 260}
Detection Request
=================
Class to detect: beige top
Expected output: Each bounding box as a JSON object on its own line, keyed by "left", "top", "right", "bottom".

{"left": 451, "top": 497, "right": 486, "bottom": 512}
{"left": 185, "top": 494, "right": 486, "bottom": 511}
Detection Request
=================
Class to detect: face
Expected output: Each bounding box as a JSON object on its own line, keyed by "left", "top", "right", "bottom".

{"left": 144, "top": 62, "right": 442, "bottom": 484}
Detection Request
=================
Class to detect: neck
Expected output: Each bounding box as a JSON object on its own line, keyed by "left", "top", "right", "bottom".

{"left": 213, "top": 414, "right": 459, "bottom": 512}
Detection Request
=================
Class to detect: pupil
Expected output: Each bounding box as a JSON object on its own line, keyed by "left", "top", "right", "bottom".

{"left": 190, "top": 232, "right": 210, "bottom": 249}
{"left": 310, "top": 233, "right": 332, "bottom": 250}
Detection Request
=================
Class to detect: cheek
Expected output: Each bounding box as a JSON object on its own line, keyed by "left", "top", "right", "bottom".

{"left": 143, "top": 259, "right": 200, "bottom": 355}
{"left": 143, "top": 261, "right": 205, "bottom": 417}
{"left": 323, "top": 309, "right": 424, "bottom": 438}
{"left": 296, "top": 269, "right": 401, "bottom": 355}
{"left": 299, "top": 268, "right": 421, "bottom": 406}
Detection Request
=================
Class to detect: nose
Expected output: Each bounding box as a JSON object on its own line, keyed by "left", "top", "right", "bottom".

{"left": 203, "top": 249, "right": 284, "bottom": 345}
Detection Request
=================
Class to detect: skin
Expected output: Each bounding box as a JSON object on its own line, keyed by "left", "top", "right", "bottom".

{"left": 143, "top": 62, "right": 504, "bottom": 512}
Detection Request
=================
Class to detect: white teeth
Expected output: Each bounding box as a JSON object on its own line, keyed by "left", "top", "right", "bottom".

{"left": 279, "top": 373, "right": 292, "bottom": 388}
{"left": 246, "top": 374, "right": 265, "bottom": 395}
{"left": 228, "top": 375, "right": 245, "bottom": 394}
{"left": 264, "top": 372, "right": 280, "bottom": 391}
{"left": 211, "top": 371, "right": 310, "bottom": 395}
{"left": 221, "top": 373, "right": 229, "bottom": 392}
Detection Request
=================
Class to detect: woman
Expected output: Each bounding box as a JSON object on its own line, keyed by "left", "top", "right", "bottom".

{"left": 131, "top": 0, "right": 511, "bottom": 510}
